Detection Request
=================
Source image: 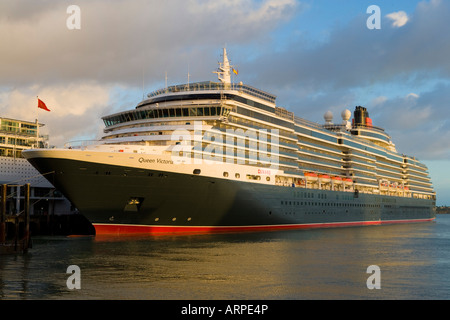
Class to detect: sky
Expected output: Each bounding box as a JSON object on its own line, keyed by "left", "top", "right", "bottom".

{"left": 1, "top": 0, "right": 449, "bottom": 205}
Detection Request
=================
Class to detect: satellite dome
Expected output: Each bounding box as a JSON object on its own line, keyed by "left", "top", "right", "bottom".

{"left": 324, "top": 111, "right": 333, "bottom": 123}
{"left": 341, "top": 109, "right": 351, "bottom": 121}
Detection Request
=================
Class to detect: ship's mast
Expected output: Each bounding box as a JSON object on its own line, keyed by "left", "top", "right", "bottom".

{"left": 213, "top": 48, "right": 231, "bottom": 84}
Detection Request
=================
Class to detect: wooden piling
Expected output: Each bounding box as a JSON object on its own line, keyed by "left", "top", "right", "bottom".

{"left": 24, "top": 183, "right": 30, "bottom": 252}
{"left": 1, "top": 183, "right": 32, "bottom": 254}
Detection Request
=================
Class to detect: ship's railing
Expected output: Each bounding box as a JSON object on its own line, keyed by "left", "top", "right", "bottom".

{"left": 274, "top": 107, "right": 294, "bottom": 121}
{"left": 294, "top": 115, "right": 326, "bottom": 131}
{"left": 146, "top": 81, "right": 277, "bottom": 104}
{"left": 352, "top": 123, "right": 386, "bottom": 134}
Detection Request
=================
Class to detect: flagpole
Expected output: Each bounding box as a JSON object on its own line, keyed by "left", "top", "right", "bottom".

{"left": 35, "top": 97, "right": 51, "bottom": 148}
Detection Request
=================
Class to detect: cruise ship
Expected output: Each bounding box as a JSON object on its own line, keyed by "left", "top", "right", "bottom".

{"left": 22, "top": 49, "right": 436, "bottom": 235}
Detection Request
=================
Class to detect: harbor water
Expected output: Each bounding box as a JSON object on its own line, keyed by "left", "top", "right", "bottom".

{"left": 1, "top": 215, "right": 450, "bottom": 300}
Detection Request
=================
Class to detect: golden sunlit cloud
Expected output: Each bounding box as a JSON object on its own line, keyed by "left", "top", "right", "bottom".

{"left": 386, "top": 11, "right": 409, "bottom": 27}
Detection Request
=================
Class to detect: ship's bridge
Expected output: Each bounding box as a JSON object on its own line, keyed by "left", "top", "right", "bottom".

{"left": 103, "top": 48, "right": 277, "bottom": 130}
{"left": 102, "top": 80, "right": 277, "bottom": 130}
{"left": 140, "top": 81, "right": 276, "bottom": 106}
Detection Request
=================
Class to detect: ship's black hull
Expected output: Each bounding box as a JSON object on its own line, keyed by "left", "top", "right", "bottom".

{"left": 26, "top": 157, "right": 436, "bottom": 235}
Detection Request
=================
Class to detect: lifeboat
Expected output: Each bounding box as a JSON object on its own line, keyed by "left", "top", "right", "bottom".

{"left": 304, "top": 172, "right": 318, "bottom": 182}
{"left": 343, "top": 178, "right": 353, "bottom": 186}
{"left": 319, "top": 174, "right": 331, "bottom": 183}
{"left": 331, "top": 176, "right": 343, "bottom": 184}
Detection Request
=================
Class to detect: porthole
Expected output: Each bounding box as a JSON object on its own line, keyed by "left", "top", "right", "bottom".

{"left": 155, "top": 218, "right": 159, "bottom": 222}
{"left": 172, "top": 217, "right": 176, "bottom": 221}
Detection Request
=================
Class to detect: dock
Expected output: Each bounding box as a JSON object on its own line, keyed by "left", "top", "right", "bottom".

{"left": 1, "top": 183, "right": 31, "bottom": 254}
{"left": 1, "top": 183, "right": 94, "bottom": 254}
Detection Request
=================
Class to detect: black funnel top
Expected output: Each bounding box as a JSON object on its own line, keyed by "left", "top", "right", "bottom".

{"left": 354, "top": 106, "right": 369, "bottom": 126}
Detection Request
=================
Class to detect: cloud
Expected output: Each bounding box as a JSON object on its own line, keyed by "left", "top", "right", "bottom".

{"left": 386, "top": 11, "right": 409, "bottom": 27}
{"left": 237, "top": 0, "right": 450, "bottom": 160}
{"left": 0, "top": 0, "right": 297, "bottom": 88}
{"left": 1, "top": 0, "right": 449, "bottom": 205}
{"left": 406, "top": 92, "right": 419, "bottom": 99}
{"left": 38, "top": 83, "right": 110, "bottom": 116}
{"left": 1, "top": 0, "right": 450, "bottom": 165}
{"left": 368, "top": 82, "right": 450, "bottom": 160}
{"left": 0, "top": 83, "right": 112, "bottom": 146}
{"left": 245, "top": 0, "right": 450, "bottom": 92}
{"left": 0, "top": 0, "right": 297, "bottom": 147}
{"left": 371, "top": 96, "right": 388, "bottom": 106}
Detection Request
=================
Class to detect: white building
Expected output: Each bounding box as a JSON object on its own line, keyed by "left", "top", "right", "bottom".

{"left": 0, "top": 117, "right": 73, "bottom": 216}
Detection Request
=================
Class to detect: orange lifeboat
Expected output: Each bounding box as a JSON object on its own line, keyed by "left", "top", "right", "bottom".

{"left": 304, "top": 172, "right": 318, "bottom": 182}
{"left": 331, "top": 176, "right": 343, "bottom": 184}
{"left": 319, "top": 174, "right": 331, "bottom": 183}
{"left": 343, "top": 178, "right": 353, "bottom": 186}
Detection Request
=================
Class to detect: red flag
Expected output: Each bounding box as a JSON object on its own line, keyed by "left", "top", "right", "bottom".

{"left": 37, "top": 98, "right": 51, "bottom": 112}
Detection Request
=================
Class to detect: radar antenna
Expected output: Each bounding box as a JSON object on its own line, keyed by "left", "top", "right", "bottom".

{"left": 213, "top": 48, "right": 232, "bottom": 84}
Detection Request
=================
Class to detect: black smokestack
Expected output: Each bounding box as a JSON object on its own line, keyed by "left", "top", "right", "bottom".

{"left": 353, "top": 106, "right": 369, "bottom": 126}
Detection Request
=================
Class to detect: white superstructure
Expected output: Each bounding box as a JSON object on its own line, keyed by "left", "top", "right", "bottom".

{"left": 75, "top": 49, "right": 434, "bottom": 201}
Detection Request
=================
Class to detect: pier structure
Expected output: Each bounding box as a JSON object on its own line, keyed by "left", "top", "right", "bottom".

{"left": 0, "top": 183, "right": 31, "bottom": 254}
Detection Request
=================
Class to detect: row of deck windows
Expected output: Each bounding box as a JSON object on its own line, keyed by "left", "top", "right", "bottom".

{"left": 281, "top": 200, "right": 381, "bottom": 208}
{"left": 102, "top": 104, "right": 433, "bottom": 195}
{"left": 103, "top": 106, "right": 225, "bottom": 127}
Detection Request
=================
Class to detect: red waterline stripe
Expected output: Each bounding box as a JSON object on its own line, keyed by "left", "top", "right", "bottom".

{"left": 93, "top": 218, "right": 435, "bottom": 235}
